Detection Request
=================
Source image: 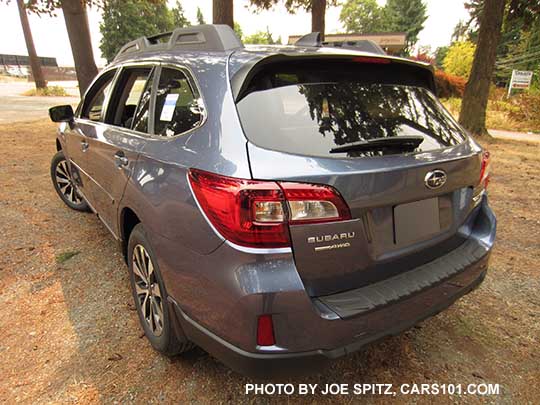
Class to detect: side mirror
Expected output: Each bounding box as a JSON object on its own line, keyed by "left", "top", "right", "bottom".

{"left": 49, "top": 105, "right": 74, "bottom": 123}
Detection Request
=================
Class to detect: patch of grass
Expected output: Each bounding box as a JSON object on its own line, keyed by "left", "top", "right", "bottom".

{"left": 56, "top": 250, "right": 80, "bottom": 264}
{"left": 441, "top": 97, "right": 538, "bottom": 133}
{"left": 22, "top": 85, "right": 68, "bottom": 97}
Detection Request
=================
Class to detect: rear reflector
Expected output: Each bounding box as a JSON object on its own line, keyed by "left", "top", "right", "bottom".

{"left": 479, "top": 150, "right": 491, "bottom": 189}
{"left": 257, "top": 315, "right": 275, "bottom": 346}
{"left": 188, "top": 169, "right": 351, "bottom": 249}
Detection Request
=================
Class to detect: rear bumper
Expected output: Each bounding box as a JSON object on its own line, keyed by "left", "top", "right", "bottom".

{"left": 172, "top": 255, "right": 488, "bottom": 378}
{"left": 168, "top": 197, "right": 496, "bottom": 378}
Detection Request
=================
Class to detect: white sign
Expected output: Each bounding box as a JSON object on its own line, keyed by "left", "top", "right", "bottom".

{"left": 508, "top": 70, "right": 533, "bottom": 96}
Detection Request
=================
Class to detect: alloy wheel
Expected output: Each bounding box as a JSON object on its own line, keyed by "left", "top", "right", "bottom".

{"left": 132, "top": 244, "right": 164, "bottom": 336}
{"left": 55, "top": 159, "right": 83, "bottom": 205}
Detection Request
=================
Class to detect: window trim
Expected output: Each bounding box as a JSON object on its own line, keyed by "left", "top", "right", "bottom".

{"left": 152, "top": 64, "right": 207, "bottom": 139}
{"left": 79, "top": 68, "right": 119, "bottom": 122}
{"left": 75, "top": 60, "right": 207, "bottom": 141}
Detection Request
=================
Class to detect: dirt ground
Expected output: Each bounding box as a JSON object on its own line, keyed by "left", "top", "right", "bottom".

{"left": 0, "top": 121, "right": 539, "bottom": 404}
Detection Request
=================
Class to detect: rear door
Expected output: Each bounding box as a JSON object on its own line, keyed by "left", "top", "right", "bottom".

{"left": 235, "top": 57, "right": 484, "bottom": 296}
{"left": 81, "top": 65, "right": 155, "bottom": 237}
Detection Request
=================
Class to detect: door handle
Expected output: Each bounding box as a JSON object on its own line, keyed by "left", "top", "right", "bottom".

{"left": 81, "top": 141, "right": 89, "bottom": 152}
{"left": 114, "top": 152, "right": 129, "bottom": 168}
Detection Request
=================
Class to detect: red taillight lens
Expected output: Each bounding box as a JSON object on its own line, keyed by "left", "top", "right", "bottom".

{"left": 188, "top": 169, "right": 290, "bottom": 249}
{"left": 188, "top": 169, "right": 352, "bottom": 249}
{"left": 257, "top": 315, "right": 275, "bottom": 346}
{"left": 479, "top": 150, "right": 491, "bottom": 189}
{"left": 352, "top": 56, "right": 391, "bottom": 64}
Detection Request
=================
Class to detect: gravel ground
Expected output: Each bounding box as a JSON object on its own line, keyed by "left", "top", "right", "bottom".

{"left": 0, "top": 121, "right": 538, "bottom": 404}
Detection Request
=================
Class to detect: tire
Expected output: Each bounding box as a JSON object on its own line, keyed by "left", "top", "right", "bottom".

{"left": 127, "top": 223, "right": 194, "bottom": 356}
{"left": 50, "top": 151, "right": 90, "bottom": 212}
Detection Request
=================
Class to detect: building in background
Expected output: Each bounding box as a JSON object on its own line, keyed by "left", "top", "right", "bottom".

{"left": 0, "top": 53, "right": 76, "bottom": 80}
{"left": 288, "top": 32, "right": 407, "bottom": 55}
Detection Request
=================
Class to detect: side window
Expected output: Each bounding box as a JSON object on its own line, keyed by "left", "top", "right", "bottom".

{"left": 106, "top": 67, "right": 152, "bottom": 130}
{"left": 132, "top": 70, "right": 155, "bottom": 133}
{"left": 154, "top": 68, "right": 203, "bottom": 137}
{"left": 81, "top": 70, "right": 116, "bottom": 122}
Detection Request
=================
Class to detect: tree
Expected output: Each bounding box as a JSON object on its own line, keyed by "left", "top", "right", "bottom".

{"left": 15, "top": 0, "right": 46, "bottom": 89}
{"left": 443, "top": 41, "right": 476, "bottom": 78}
{"left": 249, "top": 1, "right": 337, "bottom": 41}
{"left": 15, "top": 0, "right": 99, "bottom": 96}
{"left": 384, "top": 0, "right": 427, "bottom": 54}
{"left": 459, "top": 0, "right": 506, "bottom": 136}
{"left": 234, "top": 22, "right": 243, "bottom": 40}
{"left": 339, "top": 0, "right": 387, "bottom": 33}
{"left": 171, "top": 0, "right": 190, "bottom": 27}
{"left": 213, "top": 0, "right": 233, "bottom": 28}
{"left": 434, "top": 46, "right": 449, "bottom": 68}
{"left": 196, "top": 6, "right": 206, "bottom": 24}
{"left": 244, "top": 27, "right": 279, "bottom": 44}
{"left": 99, "top": 0, "right": 175, "bottom": 63}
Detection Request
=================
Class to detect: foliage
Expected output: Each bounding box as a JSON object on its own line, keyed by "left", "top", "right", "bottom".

{"left": 14, "top": 0, "right": 103, "bottom": 16}
{"left": 383, "top": 0, "right": 427, "bottom": 54}
{"left": 339, "top": 0, "right": 386, "bottom": 33}
{"left": 22, "top": 85, "right": 68, "bottom": 97}
{"left": 507, "top": 92, "right": 540, "bottom": 129}
{"left": 234, "top": 22, "right": 244, "bottom": 40}
{"left": 99, "top": 0, "right": 175, "bottom": 62}
{"left": 56, "top": 250, "right": 81, "bottom": 264}
{"left": 338, "top": 0, "right": 427, "bottom": 54}
{"left": 249, "top": 0, "right": 337, "bottom": 13}
{"left": 434, "top": 46, "right": 449, "bottom": 69}
{"left": 171, "top": 0, "right": 190, "bottom": 28}
{"left": 244, "top": 27, "right": 281, "bottom": 44}
{"left": 196, "top": 6, "right": 206, "bottom": 24}
{"left": 443, "top": 41, "right": 476, "bottom": 78}
{"left": 434, "top": 70, "right": 466, "bottom": 98}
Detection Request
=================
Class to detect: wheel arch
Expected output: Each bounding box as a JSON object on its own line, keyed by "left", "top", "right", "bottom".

{"left": 56, "top": 138, "right": 62, "bottom": 151}
{"left": 120, "top": 206, "right": 141, "bottom": 262}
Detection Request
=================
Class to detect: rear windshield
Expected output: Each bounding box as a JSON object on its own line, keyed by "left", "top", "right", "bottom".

{"left": 236, "top": 66, "right": 466, "bottom": 158}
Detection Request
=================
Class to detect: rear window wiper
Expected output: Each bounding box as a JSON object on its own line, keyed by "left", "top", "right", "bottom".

{"left": 329, "top": 135, "right": 424, "bottom": 154}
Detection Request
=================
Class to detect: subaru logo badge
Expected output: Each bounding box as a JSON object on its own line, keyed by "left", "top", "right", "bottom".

{"left": 425, "top": 170, "right": 447, "bottom": 189}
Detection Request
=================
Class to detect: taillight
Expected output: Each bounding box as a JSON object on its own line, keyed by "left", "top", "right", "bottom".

{"left": 256, "top": 315, "right": 275, "bottom": 346}
{"left": 280, "top": 182, "right": 351, "bottom": 224}
{"left": 188, "top": 169, "right": 351, "bottom": 249}
{"left": 479, "top": 151, "right": 491, "bottom": 189}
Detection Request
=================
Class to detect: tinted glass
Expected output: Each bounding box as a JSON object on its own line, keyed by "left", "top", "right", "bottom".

{"left": 132, "top": 70, "right": 154, "bottom": 133}
{"left": 237, "top": 77, "right": 466, "bottom": 158}
{"left": 107, "top": 67, "right": 152, "bottom": 129}
{"left": 154, "top": 68, "right": 202, "bottom": 137}
{"left": 81, "top": 70, "right": 116, "bottom": 122}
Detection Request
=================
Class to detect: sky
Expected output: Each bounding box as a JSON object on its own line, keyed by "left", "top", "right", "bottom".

{"left": 0, "top": 0, "right": 470, "bottom": 67}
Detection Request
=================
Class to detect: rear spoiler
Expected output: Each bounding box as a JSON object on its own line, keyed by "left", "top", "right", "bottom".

{"left": 230, "top": 53, "right": 436, "bottom": 103}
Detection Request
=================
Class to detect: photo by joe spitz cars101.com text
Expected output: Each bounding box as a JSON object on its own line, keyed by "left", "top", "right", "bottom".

{"left": 48, "top": 24, "right": 496, "bottom": 377}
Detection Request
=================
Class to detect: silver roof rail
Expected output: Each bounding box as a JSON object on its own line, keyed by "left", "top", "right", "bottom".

{"left": 113, "top": 24, "right": 243, "bottom": 61}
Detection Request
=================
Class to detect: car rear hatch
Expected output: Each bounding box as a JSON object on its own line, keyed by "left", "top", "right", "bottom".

{"left": 232, "top": 52, "right": 485, "bottom": 297}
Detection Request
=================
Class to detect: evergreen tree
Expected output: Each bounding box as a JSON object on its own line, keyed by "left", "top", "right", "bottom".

{"left": 384, "top": 0, "right": 427, "bottom": 54}
{"left": 172, "top": 1, "right": 190, "bottom": 27}
{"left": 99, "top": 0, "right": 175, "bottom": 62}
{"left": 196, "top": 6, "right": 206, "bottom": 24}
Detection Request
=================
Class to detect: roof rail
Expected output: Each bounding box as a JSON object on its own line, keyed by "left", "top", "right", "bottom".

{"left": 113, "top": 24, "right": 243, "bottom": 61}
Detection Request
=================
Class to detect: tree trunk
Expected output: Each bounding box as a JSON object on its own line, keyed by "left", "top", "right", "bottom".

{"left": 16, "top": 0, "right": 46, "bottom": 89}
{"left": 458, "top": 0, "right": 506, "bottom": 136}
{"left": 60, "top": 0, "right": 98, "bottom": 97}
{"left": 311, "top": 0, "right": 326, "bottom": 41}
{"left": 213, "top": 0, "right": 234, "bottom": 29}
